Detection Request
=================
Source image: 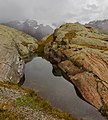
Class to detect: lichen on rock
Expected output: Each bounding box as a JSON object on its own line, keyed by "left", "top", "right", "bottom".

{"left": 44, "top": 23, "right": 108, "bottom": 118}
{"left": 0, "top": 25, "right": 38, "bottom": 83}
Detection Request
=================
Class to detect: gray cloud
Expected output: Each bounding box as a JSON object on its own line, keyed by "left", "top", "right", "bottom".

{"left": 0, "top": 0, "right": 108, "bottom": 24}
{"left": 87, "top": 4, "right": 98, "bottom": 9}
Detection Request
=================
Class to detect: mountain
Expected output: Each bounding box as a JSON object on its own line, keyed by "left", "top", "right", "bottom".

{"left": 85, "top": 19, "right": 108, "bottom": 34}
{"left": 2, "top": 19, "right": 53, "bottom": 41}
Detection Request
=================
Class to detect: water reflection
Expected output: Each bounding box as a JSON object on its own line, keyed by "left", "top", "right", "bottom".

{"left": 23, "top": 57, "right": 107, "bottom": 120}
{"left": 52, "top": 64, "right": 86, "bottom": 103}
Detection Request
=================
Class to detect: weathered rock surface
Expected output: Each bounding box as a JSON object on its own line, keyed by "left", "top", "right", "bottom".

{"left": 0, "top": 25, "right": 38, "bottom": 83}
{"left": 44, "top": 23, "right": 108, "bottom": 117}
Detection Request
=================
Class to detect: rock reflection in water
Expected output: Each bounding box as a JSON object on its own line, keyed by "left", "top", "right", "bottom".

{"left": 24, "top": 57, "right": 107, "bottom": 120}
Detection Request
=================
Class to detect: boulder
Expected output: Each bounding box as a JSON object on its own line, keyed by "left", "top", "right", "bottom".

{"left": 44, "top": 23, "right": 108, "bottom": 117}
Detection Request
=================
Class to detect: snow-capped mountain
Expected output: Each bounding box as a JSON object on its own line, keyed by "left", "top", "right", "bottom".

{"left": 85, "top": 19, "right": 108, "bottom": 35}
{"left": 2, "top": 19, "right": 53, "bottom": 41}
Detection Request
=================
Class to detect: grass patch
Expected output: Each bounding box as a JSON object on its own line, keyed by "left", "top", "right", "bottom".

{"left": 36, "top": 35, "right": 53, "bottom": 56}
{"left": 15, "top": 91, "right": 78, "bottom": 120}
{"left": 0, "top": 81, "right": 21, "bottom": 90}
{"left": 64, "top": 31, "right": 76, "bottom": 40}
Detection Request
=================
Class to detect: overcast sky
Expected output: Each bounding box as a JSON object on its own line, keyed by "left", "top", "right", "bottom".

{"left": 0, "top": 0, "right": 108, "bottom": 24}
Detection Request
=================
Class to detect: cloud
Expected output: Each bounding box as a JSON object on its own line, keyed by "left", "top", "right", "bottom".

{"left": 0, "top": 0, "right": 28, "bottom": 22}
{"left": 0, "top": 0, "right": 108, "bottom": 24}
{"left": 87, "top": 4, "right": 98, "bottom": 9}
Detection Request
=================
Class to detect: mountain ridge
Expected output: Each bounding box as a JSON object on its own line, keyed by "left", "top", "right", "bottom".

{"left": 85, "top": 19, "right": 108, "bottom": 35}
{"left": 1, "top": 19, "right": 54, "bottom": 41}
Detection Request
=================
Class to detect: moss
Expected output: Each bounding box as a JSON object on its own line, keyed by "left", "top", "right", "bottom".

{"left": 15, "top": 95, "right": 37, "bottom": 109}
{"left": 15, "top": 91, "right": 78, "bottom": 120}
{"left": 37, "top": 35, "right": 53, "bottom": 56}
{"left": 80, "top": 44, "right": 108, "bottom": 51}
{"left": 0, "top": 110, "right": 24, "bottom": 120}
{"left": 0, "top": 102, "right": 13, "bottom": 111}
{"left": 21, "top": 41, "right": 29, "bottom": 47}
{"left": 0, "top": 81, "right": 29, "bottom": 94}
{"left": 67, "top": 42, "right": 108, "bottom": 51}
{"left": 100, "top": 104, "right": 108, "bottom": 118}
{"left": 0, "top": 81, "right": 20, "bottom": 90}
{"left": 54, "top": 31, "right": 76, "bottom": 45}
{"left": 64, "top": 31, "right": 76, "bottom": 40}
{"left": 47, "top": 118, "right": 54, "bottom": 120}
{"left": 55, "top": 41, "right": 62, "bottom": 45}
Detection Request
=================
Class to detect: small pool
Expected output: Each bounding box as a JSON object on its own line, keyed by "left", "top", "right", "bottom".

{"left": 23, "top": 57, "right": 107, "bottom": 120}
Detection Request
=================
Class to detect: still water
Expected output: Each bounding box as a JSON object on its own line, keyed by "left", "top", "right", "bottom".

{"left": 24, "top": 57, "right": 107, "bottom": 120}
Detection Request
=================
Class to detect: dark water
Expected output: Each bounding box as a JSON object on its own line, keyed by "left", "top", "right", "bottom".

{"left": 23, "top": 57, "right": 107, "bottom": 120}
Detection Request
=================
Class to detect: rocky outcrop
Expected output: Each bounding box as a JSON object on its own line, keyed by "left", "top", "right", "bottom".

{"left": 0, "top": 25, "right": 38, "bottom": 83}
{"left": 44, "top": 23, "right": 108, "bottom": 117}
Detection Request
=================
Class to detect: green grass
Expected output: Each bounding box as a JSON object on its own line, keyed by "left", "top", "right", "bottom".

{"left": 15, "top": 91, "right": 78, "bottom": 120}
{"left": 36, "top": 35, "right": 53, "bottom": 56}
